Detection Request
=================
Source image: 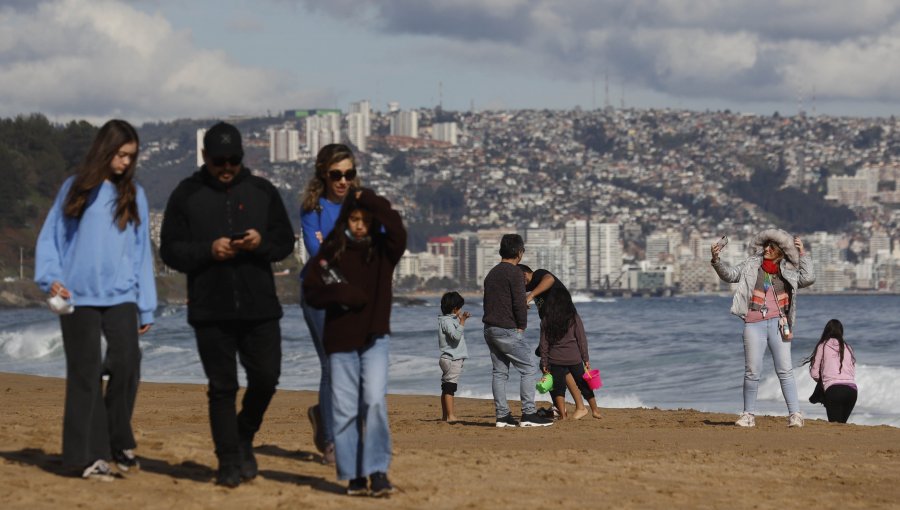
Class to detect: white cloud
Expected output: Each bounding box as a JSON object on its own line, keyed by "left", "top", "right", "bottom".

{"left": 0, "top": 0, "right": 328, "bottom": 121}
{"left": 294, "top": 0, "right": 900, "bottom": 105}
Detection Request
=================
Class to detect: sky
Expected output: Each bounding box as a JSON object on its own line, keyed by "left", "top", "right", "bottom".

{"left": 3, "top": 0, "right": 900, "bottom": 123}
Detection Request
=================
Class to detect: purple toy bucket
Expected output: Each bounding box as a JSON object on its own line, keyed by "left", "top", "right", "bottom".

{"left": 582, "top": 369, "right": 602, "bottom": 390}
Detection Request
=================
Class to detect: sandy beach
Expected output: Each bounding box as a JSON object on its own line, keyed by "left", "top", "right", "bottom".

{"left": 1, "top": 372, "right": 898, "bottom": 509}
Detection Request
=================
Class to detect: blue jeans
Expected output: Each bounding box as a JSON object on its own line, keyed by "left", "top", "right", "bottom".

{"left": 742, "top": 319, "right": 799, "bottom": 414}
{"left": 328, "top": 335, "right": 392, "bottom": 480}
{"left": 301, "top": 290, "right": 333, "bottom": 444}
{"left": 483, "top": 326, "right": 537, "bottom": 417}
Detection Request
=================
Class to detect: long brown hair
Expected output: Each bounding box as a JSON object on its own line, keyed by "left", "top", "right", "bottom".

{"left": 64, "top": 119, "right": 141, "bottom": 230}
{"left": 300, "top": 143, "right": 361, "bottom": 212}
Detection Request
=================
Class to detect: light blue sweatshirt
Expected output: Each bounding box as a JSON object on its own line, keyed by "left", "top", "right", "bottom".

{"left": 35, "top": 177, "right": 157, "bottom": 325}
{"left": 438, "top": 314, "right": 468, "bottom": 360}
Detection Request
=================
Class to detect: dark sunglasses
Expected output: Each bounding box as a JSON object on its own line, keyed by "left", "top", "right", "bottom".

{"left": 328, "top": 168, "right": 357, "bottom": 182}
{"left": 210, "top": 155, "right": 243, "bottom": 167}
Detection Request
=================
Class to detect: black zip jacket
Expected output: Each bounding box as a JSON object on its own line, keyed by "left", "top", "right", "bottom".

{"left": 160, "top": 166, "right": 295, "bottom": 324}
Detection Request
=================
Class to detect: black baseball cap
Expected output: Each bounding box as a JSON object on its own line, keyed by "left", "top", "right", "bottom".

{"left": 203, "top": 122, "right": 244, "bottom": 158}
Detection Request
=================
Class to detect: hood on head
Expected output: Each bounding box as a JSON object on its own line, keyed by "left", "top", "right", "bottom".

{"left": 750, "top": 228, "right": 799, "bottom": 266}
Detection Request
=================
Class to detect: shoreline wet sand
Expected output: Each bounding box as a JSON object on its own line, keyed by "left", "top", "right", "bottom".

{"left": 1, "top": 372, "right": 898, "bottom": 509}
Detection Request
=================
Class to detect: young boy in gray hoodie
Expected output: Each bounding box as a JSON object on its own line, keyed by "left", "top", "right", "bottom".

{"left": 438, "top": 291, "right": 470, "bottom": 422}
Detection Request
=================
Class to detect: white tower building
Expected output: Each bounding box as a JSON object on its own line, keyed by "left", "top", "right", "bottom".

{"left": 432, "top": 122, "right": 458, "bottom": 145}
{"left": 390, "top": 111, "right": 418, "bottom": 138}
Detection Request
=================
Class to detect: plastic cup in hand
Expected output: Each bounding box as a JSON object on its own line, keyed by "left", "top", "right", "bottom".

{"left": 536, "top": 373, "right": 554, "bottom": 394}
{"left": 47, "top": 294, "right": 74, "bottom": 315}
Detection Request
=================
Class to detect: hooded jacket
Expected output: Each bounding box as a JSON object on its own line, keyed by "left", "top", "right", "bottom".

{"left": 302, "top": 189, "right": 407, "bottom": 354}
{"left": 159, "top": 166, "right": 295, "bottom": 324}
{"left": 712, "top": 229, "right": 815, "bottom": 328}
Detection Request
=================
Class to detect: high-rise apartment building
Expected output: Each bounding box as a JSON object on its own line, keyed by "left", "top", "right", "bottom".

{"left": 305, "top": 113, "right": 341, "bottom": 155}
{"left": 390, "top": 110, "right": 418, "bottom": 138}
{"left": 565, "top": 220, "right": 623, "bottom": 290}
{"left": 432, "top": 122, "right": 458, "bottom": 145}
{"left": 451, "top": 232, "right": 479, "bottom": 289}
{"left": 196, "top": 128, "right": 206, "bottom": 168}
{"left": 268, "top": 127, "right": 300, "bottom": 163}
{"left": 349, "top": 100, "right": 371, "bottom": 136}
{"left": 347, "top": 112, "right": 368, "bottom": 152}
{"left": 523, "top": 227, "right": 568, "bottom": 283}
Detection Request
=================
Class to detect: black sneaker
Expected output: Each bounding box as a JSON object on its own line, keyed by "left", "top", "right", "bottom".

{"left": 238, "top": 439, "right": 258, "bottom": 480}
{"left": 520, "top": 412, "right": 554, "bottom": 427}
{"left": 495, "top": 413, "right": 519, "bottom": 428}
{"left": 369, "top": 472, "right": 394, "bottom": 498}
{"left": 112, "top": 449, "right": 140, "bottom": 472}
{"left": 216, "top": 464, "right": 241, "bottom": 488}
{"left": 346, "top": 477, "right": 368, "bottom": 496}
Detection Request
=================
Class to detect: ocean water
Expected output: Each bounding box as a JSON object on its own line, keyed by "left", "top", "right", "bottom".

{"left": 1, "top": 295, "right": 898, "bottom": 427}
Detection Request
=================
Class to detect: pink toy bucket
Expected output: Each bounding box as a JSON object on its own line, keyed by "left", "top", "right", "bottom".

{"left": 582, "top": 369, "right": 602, "bottom": 390}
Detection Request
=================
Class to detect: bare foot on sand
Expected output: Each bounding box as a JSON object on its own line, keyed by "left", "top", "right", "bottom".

{"left": 573, "top": 408, "right": 588, "bottom": 420}
{"left": 443, "top": 416, "right": 458, "bottom": 423}
{"left": 592, "top": 411, "right": 602, "bottom": 419}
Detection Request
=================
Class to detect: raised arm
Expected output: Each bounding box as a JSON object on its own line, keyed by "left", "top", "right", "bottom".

{"left": 356, "top": 188, "right": 407, "bottom": 265}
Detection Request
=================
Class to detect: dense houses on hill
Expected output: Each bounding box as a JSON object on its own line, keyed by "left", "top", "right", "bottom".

{"left": 143, "top": 105, "right": 900, "bottom": 293}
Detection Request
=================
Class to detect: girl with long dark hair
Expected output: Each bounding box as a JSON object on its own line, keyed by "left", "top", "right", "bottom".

{"left": 35, "top": 119, "right": 157, "bottom": 480}
{"left": 804, "top": 319, "right": 858, "bottom": 423}
{"left": 538, "top": 287, "right": 601, "bottom": 420}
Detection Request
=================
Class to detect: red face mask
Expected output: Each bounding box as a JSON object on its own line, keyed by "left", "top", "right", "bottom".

{"left": 761, "top": 259, "right": 779, "bottom": 274}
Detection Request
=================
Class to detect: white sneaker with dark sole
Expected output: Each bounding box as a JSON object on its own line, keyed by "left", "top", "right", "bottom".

{"left": 495, "top": 414, "right": 518, "bottom": 428}
{"left": 82, "top": 459, "right": 116, "bottom": 481}
{"left": 735, "top": 412, "right": 756, "bottom": 427}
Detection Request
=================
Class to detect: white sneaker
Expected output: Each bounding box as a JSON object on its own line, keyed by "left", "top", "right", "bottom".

{"left": 788, "top": 412, "right": 804, "bottom": 428}
{"left": 735, "top": 412, "right": 756, "bottom": 427}
{"left": 82, "top": 459, "right": 115, "bottom": 481}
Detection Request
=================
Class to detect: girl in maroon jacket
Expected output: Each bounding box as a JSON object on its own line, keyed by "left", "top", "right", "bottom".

{"left": 302, "top": 188, "right": 407, "bottom": 497}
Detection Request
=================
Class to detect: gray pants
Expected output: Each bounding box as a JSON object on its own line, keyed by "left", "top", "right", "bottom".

{"left": 483, "top": 326, "right": 537, "bottom": 417}
{"left": 60, "top": 303, "right": 141, "bottom": 467}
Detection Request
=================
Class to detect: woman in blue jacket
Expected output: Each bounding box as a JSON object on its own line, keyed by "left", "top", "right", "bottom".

{"left": 298, "top": 143, "right": 361, "bottom": 463}
{"left": 35, "top": 119, "right": 157, "bottom": 480}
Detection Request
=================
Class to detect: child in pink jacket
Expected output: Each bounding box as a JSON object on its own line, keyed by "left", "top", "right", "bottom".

{"left": 806, "top": 319, "right": 857, "bottom": 423}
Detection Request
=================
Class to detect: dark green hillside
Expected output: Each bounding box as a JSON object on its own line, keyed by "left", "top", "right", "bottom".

{"left": 0, "top": 115, "right": 96, "bottom": 277}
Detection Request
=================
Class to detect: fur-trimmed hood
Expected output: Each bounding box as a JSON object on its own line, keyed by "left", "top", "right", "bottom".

{"left": 750, "top": 229, "right": 799, "bottom": 267}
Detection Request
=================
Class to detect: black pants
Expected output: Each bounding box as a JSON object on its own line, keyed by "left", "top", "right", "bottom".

{"left": 548, "top": 363, "right": 595, "bottom": 401}
{"left": 193, "top": 319, "right": 282, "bottom": 466}
{"left": 824, "top": 384, "right": 857, "bottom": 423}
{"left": 60, "top": 303, "right": 141, "bottom": 467}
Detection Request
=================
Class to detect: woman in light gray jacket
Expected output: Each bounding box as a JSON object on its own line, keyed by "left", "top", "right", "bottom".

{"left": 712, "top": 229, "right": 815, "bottom": 428}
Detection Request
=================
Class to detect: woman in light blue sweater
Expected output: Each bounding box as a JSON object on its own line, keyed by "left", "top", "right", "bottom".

{"left": 35, "top": 119, "right": 157, "bottom": 480}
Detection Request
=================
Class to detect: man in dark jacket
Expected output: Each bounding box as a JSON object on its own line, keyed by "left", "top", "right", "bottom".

{"left": 159, "top": 122, "right": 295, "bottom": 488}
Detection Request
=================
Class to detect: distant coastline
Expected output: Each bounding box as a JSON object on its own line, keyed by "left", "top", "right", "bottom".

{"left": 3, "top": 278, "right": 899, "bottom": 310}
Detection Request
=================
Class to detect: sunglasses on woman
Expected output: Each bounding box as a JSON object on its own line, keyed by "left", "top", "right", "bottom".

{"left": 328, "top": 168, "right": 357, "bottom": 182}
{"left": 210, "top": 155, "right": 243, "bottom": 167}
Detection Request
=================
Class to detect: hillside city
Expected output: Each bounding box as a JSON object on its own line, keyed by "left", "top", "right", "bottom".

{"left": 136, "top": 102, "right": 900, "bottom": 295}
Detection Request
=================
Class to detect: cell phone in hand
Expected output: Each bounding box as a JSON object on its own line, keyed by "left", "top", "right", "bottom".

{"left": 230, "top": 231, "right": 248, "bottom": 241}
{"left": 715, "top": 235, "right": 729, "bottom": 249}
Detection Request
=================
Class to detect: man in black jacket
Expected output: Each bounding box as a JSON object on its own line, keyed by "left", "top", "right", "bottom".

{"left": 160, "top": 122, "right": 295, "bottom": 488}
